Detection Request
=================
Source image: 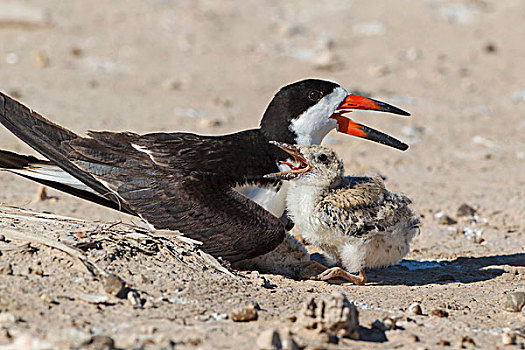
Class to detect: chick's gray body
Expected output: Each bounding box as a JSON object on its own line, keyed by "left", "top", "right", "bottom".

{"left": 276, "top": 144, "right": 419, "bottom": 276}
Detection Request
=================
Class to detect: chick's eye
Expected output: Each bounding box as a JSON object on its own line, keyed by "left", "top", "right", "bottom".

{"left": 317, "top": 153, "right": 328, "bottom": 162}
{"left": 308, "top": 90, "right": 322, "bottom": 101}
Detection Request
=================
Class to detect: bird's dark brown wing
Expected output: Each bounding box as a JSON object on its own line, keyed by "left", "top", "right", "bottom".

{"left": 1, "top": 92, "right": 285, "bottom": 261}
{"left": 124, "top": 178, "right": 285, "bottom": 262}
{"left": 67, "top": 132, "right": 285, "bottom": 262}
{"left": 127, "top": 130, "right": 285, "bottom": 183}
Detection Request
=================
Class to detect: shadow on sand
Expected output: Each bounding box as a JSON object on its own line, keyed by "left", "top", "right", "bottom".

{"left": 366, "top": 253, "right": 525, "bottom": 286}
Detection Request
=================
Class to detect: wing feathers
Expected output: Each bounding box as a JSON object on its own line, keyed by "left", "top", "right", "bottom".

{"left": 1, "top": 92, "right": 285, "bottom": 261}
{"left": 0, "top": 92, "right": 132, "bottom": 211}
{"left": 319, "top": 177, "right": 408, "bottom": 237}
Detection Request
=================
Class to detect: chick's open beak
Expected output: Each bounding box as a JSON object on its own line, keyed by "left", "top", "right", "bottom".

{"left": 331, "top": 94, "right": 410, "bottom": 151}
{"left": 264, "top": 141, "right": 310, "bottom": 180}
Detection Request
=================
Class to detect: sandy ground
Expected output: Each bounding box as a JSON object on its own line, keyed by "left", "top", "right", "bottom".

{"left": 0, "top": 0, "right": 524, "bottom": 349}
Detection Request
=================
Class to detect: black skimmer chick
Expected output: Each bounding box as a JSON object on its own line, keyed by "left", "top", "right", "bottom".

{"left": 265, "top": 142, "right": 419, "bottom": 284}
{"left": 0, "top": 79, "right": 410, "bottom": 262}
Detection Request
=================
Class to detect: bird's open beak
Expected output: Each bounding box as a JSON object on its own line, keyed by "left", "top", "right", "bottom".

{"left": 331, "top": 94, "right": 410, "bottom": 151}
{"left": 264, "top": 141, "right": 310, "bottom": 180}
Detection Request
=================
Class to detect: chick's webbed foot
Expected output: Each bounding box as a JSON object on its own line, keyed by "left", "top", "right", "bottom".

{"left": 313, "top": 267, "right": 367, "bottom": 285}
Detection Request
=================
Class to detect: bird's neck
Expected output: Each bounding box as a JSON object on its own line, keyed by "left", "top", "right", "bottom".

{"left": 259, "top": 124, "right": 298, "bottom": 145}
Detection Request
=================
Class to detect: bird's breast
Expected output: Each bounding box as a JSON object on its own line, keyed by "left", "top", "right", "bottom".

{"left": 235, "top": 181, "right": 290, "bottom": 217}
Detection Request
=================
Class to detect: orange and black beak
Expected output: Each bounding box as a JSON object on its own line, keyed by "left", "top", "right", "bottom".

{"left": 331, "top": 94, "right": 410, "bottom": 151}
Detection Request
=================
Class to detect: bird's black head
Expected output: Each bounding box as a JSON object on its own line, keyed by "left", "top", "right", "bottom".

{"left": 260, "top": 79, "right": 340, "bottom": 144}
{"left": 259, "top": 79, "right": 411, "bottom": 150}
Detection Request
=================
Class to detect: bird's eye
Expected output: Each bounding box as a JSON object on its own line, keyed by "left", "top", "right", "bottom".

{"left": 308, "top": 90, "right": 322, "bottom": 101}
{"left": 317, "top": 153, "right": 328, "bottom": 162}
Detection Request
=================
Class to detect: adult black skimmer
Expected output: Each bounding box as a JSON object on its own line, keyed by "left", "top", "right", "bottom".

{"left": 265, "top": 142, "right": 420, "bottom": 284}
{"left": 0, "top": 79, "right": 410, "bottom": 262}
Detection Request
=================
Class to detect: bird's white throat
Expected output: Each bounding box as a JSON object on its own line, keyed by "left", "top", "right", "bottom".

{"left": 289, "top": 86, "right": 348, "bottom": 145}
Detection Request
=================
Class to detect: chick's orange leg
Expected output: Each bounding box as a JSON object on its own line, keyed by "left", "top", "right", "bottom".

{"left": 314, "top": 267, "right": 367, "bottom": 285}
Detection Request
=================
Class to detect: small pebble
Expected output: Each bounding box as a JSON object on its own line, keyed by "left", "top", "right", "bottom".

{"left": 32, "top": 267, "right": 44, "bottom": 276}
{"left": 249, "top": 300, "right": 262, "bottom": 310}
{"left": 6, "top": 52, "right": 19, "bottom": 65}
{"left": 463, "top": 227, "right": 484, "bottom": 244}
{"left": 431, "top": 309, "right": 448, "bottom": 318}
{"left": 439, "top": 339, "right": 451, "bottom": 346}
{"left": 461, "top": 336, "right": 475, "bottom": 346}
{"left": 143, "top": 298, "right": 157, "bottom": 309}
{"left": 250, "top": 272, "right": 266, "bottom": 286}
{"left": 213, "top": 96, "right": 232, "bottom": 107}
{"left": 0, "top": 312, "right": 17, "bottom": 324}
{"left": 0, "top": 234, "right": 6, "bottom": 241}
{"left": 195, "top": 312, "right": 228, "bottom": 322}
{"left": 280, "top": 332, "right": 300, "bottom": 350}
{"left": 372, "top": 317, "right": 396, "bottom": 331}
{"left": 230, "top": 303, "right": 258, "bottom": 322}
{"left": 484, "top": 42, "right": 497, "bottom": 54}
{"left": 7, "top": 89, "right": 22, "bottom": 99}
{"left": 382, "top": 317, "right": 396, "bottom": 330}
{"left": 40, "top": 293, "right": 55, "bottom": 304}
{"left": 457, "top": 203, "right": 476, "bottom": 217}
{"left": 83, "top": 335, "right": 115, "bottom": 349}
{"left": 438, "top": 215, "right": 457, "bottom": 225}
{"left": 32, "top": 50, "right": 49, "bottom": 67}
{"left": 197, "top": 118, "right": 222, "bottom": 128}
{"left": 0, "top": 262, "right": 13, "bottom": 275}
{"left": 186, "top": 337, "right": 202, "bottom": 346}
{"left": 502, "top": 292, "right": 525, "bottom": 312}
{"left": 0, "top": 328, "right": 10, "bottom": 340}
{"left": 211, "top": 313, "right": 228, "bottom": 321}
{"left": 141, "top": 325, "right": 156, "bottom": 335}
{"left": 102, "top": 274, "right": 126, "bottom": 297}
{"left": 250, "top": 271, "right": 271, "bottom": 288}
{"left": 139, "top": 274, "right": 150, "bottom": 284}
{"left": 408, "top": 302, "right": 423, "bottom": 315}
{"left": 36, "top": 186, "right": 49, "bottom": 201}
{"left": 256, "top": 328, "right": 281, "bottom": 350}
{"left": 127, "top": 290, "right": 142, "bottom": 309}
{"left": 501, "top": 333, "right": 516, "bottom": 346}
{"left": 70, "top": 47, "right": 84, "bottom": 57}
{"left": 162, "top": 78, "right": 182, "bottom": 91}
{"left": 406, "top": 334, "right": 420, "bottom": 342}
